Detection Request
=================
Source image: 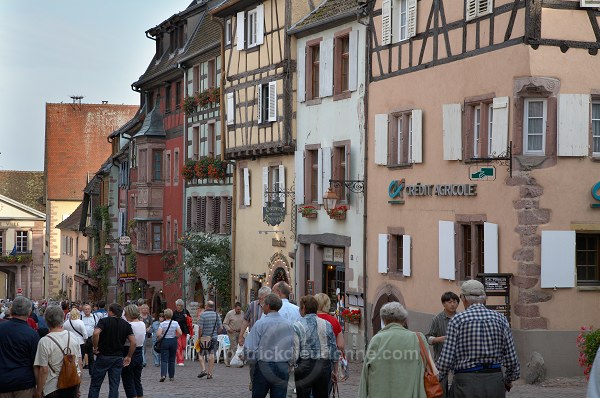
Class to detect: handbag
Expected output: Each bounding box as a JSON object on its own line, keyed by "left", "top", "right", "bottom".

{"left": 47, "top": 332, "right": 81, "bottom": 389}
{"left": 416, "top": 332, "right": 443, "bottom": 398}
{"left": 153, "top": 320, "right": 173, "bottom": 354}
{"left": 199, "top": 315, "right": 218, "bottom": 351}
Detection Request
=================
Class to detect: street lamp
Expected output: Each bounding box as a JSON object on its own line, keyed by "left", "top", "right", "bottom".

{"left": 323, "top": 187, "right": 339, "bottom": 213}
{"left": 103, "top": 244, "right": 111, "bottom": 255}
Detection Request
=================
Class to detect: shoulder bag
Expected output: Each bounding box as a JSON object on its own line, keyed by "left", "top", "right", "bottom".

{"left": 199, "top": 314, "right": 218, "bottom": 351}
{"left": 153, "top": 320, "right": 173, "bottom": 354}
{"left": 69, "top": 319, "right": 84, "bottom": 340}
{"left": 47, "top": 332, "right": 81, "bottom": 389}
{"left": 416, "top": 332, "right": 443, "bottom": 398}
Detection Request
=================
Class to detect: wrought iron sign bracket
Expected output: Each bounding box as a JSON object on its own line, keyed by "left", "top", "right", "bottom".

{"left": 468, "top": 141, "right": 512, "bottom": 177}
{"left": 328, "top": 179, "right": 366, "bottom": 194}
{"left": 263, "top": 186, "right": 296, "bottom": 240}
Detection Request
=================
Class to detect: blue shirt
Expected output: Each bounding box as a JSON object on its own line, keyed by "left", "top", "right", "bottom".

{"left": 293, "top": 314, "right": 339, "bottom": 363}
{"left": 197, "top": 310, "right": 222, "bottom": 338}
{"left": 244, "top": 311, "right": 294, "bottom": 363}
{"left": 0, "top": 318, "right": 40, "bottom": 392}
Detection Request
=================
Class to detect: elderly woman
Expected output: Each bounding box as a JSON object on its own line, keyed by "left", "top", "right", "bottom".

{"left": 34, "top": 305, "right": 83, "bottom": 398}
{"left": 121, "top": 304, "right": 146, "bottom": 398}
{"left": 63, "top": 308, "right": 87, "bottom": 362}
{"left": 157, "top": 308, "right": 182, "bottom": 382}
{"left": 171, "top": 299, "right": 190, "bottom": 366}
{"left": 358, "top": 302, "right": 432, "bottom": 398}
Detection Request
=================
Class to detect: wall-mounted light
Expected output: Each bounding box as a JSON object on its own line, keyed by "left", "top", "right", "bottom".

{"left": 323, "top": 187, "right": 339, "bottom": 213}
{"left": 103, "top": 244, "right": 111, "bottom": 255}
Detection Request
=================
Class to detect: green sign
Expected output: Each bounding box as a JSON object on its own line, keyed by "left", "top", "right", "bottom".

{"left": 470, "top": 166, "right": 496, "bottom": 181}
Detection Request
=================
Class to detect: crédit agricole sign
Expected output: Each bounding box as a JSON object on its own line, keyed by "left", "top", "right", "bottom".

{"left": 388, "top": 178, "right": 477, "bottom": 204}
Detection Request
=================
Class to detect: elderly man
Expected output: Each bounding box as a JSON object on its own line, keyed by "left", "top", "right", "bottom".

{"left": 437, "top": 280, "right": 520, "bottom": 398}
{"left": 223, "top": 302, "right": 244, "bottom": 366}
{"left": 81, "top": 304, "right": 99, "bottom": 374}
{"left": 197, "top": 300, "right": 222, "bottom": 379}
{"left": 0, "top": 296, "right": 40, "bottom": 398}
{"left": 245, "top": 293, "right": 294, "bottom": 398}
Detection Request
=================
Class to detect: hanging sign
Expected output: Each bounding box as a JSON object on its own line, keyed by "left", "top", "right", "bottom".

{"left": 263, "top": 200, "right": 286, "bottom": 226}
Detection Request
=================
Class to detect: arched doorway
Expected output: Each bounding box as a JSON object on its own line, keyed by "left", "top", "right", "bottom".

{"left": 193, "top": 279, "right": 205, "bottom": 306}
{"left": 271, "top": 267, "right": 289, "bottom": 286}
{"left": 371, "top": 293, "right": 399, "bottom": 335}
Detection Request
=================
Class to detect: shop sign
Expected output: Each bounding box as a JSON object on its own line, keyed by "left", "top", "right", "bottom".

{"left": 388, "top": 179, "right": 477, "bottom": 204}
{"left": 469, "top": 166, "right": 496, "bottom": 181}
{"left": 263, "top": 200, "right": 286, "bottom": 226}
{"left": 323, "top": 247, "right": 334, "bottom": 261}
{"left": 118, "top": 272, "right": 137, "bottom": 283}
{"left": 592, "top": 181, "right": 600, "bottom": 208}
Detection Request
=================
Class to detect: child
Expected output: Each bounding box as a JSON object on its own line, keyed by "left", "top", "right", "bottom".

{"left": 152, "top": 313, "right": 164, "bottom": 366}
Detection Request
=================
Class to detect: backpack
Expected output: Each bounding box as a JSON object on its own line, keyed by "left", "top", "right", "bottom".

{"left": 46, "top": 332, "right": 80, "bottom": 389}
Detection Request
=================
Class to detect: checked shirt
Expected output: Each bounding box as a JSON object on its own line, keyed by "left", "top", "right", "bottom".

{"left": 436, "top": 303, "right": 520, "bottom": 382}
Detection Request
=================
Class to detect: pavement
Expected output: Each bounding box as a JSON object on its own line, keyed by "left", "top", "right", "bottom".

{"left": 78, "top": 357, "right": 589, "bottom": 397}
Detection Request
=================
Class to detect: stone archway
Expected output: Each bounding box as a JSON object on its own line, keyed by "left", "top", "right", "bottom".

{"left": 266, "top": 252, "right": 291, "bottom": 288}
{"left": 271, "top": 267, "right": 289, "bottom": 286}
{"left": 370, "top": 284, "right": 405, "bottom": 337}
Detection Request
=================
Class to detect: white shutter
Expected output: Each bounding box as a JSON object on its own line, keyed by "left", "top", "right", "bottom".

{"left": 236, "top": 11, "right": 245, "bottom": 50}
{"left": 439, "top": 220, "right": 456, "bottom": 280}
{"left": 403, "top": 235, "right": 411, "bottom": 277}
{"left": 268, "top": 81, "right": 277, "bottom": 122}
{"left": 491, "top": 96, "right": 509, "bottom": 155}
{"left": 348, "top": 30, "right": 359, "bottom": 92}
{"left": 558, "top": 94, "right": 590, "bottom": 157}
{"left": 243, "top": 168, "right": 251, "bottom": 206}
{"left": 256, "top": 4, "right": 264, "bottom": 45}
{"left": 319, "top": 38, "right": 334, "bottom": 97}
{"left": 411, "top": 109, "right": 423, "bottom": 163}
{"left": 317, "top": 148, "right": 324, "bottom": 204}
{"left": 466, "top": 0, "right": 478, "bottom": 21}
{"left": 321, "top": 147, "right": 332, "bottom": 203}
{"left": 257, "top": 84, "right": 263, "bottom": 124}
{"left": 226, "top": 92, "right": 235, "bottom": 125}
{"left": 374, "top": 114, "right": 389, "bottom": 165}
{"left": 443, "top": 104, "right": 463, "bottom": 160}
{"left": 118, "top": 210, "right": 123, "bottom": 236}
{"left": 581, "top": 0, "right": 600, "bottom": 8}
{"left": 295, "top": 150, "right": 305, "bottom": 205}
{"left": 381, "top": 0, "right": 392, "bottom": 45}
{"left": 378, "top": 234, "right": 389, "bottom": 273}
{"left": 297, "top": 44, "right": 306, "bottom": 102}
{"left": 262, "top": 166, "right": 269, "bottom": 207}
{"left": 483, "top": 222, "right": 498, "bottom": 273}
{"left": 407, "top": 0, "right": 418, "bottom": 38}
{"left": 478, "top": 0, "right": 492, "bottom": 15}
{"left": 541, "top": 231, "right": 576, "bottom": 288}
{"left": 278, "top": 164, "right": 285, "bottom": 209}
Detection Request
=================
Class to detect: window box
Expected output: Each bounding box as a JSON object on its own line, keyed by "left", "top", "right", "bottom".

{"left": 327, "top": 205, "right": 348, "bottom": 220}
{"left": 298, "top": 205, "right": 318, "bottom": 218}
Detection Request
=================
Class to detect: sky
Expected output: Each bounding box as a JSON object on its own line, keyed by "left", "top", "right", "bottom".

{"left": 0, "top": 0, "right": 192, "bottom": 171}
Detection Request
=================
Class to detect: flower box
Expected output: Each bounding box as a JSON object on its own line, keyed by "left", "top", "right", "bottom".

{"left": 303, "top": 213, "right": 317, "bottom": 218}
{"left": 328, "top": 205, "right": 348, "bottom": 220}
{"left": 298, "top": 205, "right": 318, "bottom": 218}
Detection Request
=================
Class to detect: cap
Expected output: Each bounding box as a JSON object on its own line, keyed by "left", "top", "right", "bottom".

{"left": 461, "top": 279, "right": 486, "bottom": 296}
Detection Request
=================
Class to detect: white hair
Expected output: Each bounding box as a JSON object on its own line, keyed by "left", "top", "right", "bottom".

{"left": 380, "top": 302, "right": 408, "bottom": 324}
{"left": 175, "top": 299, "right": 184, "bottom": 306}
{"left": 257, "top": 286, "right": 272, "bottom": 298}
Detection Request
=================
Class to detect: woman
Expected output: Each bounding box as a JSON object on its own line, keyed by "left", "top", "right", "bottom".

{"left": 358, "top": 302, "right": 432, "bottom": 398}
{"left": 171, "top": 299, "right": 190, "bottom": 366}
{"left": 63, "top": 308, "right": 87, "bottom": 361}
{"left": 121, "top": 304, "right": 146, "bottom": 398}
{"left": 157, "top": 308, "right": 182, "bottom": 382}
{"left": 34, "top": 305, "right": 82, "bottom": 398}
{"left": 315, "top": 293, "right": 345, "bottom": 353}
{"left": 140, "top": 304, "right": 153, "bottom": 367}
{"left": 151, "top": 313, "right": 164, "bottom": 367}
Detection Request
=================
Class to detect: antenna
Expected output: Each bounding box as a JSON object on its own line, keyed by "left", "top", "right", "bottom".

{"left": 70, "top": 95, "right": 84, "bottom": 111}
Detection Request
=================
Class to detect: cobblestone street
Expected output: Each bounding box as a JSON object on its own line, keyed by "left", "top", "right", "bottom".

{"left": 78, "top": 357, "right": 589, "bottom": 397}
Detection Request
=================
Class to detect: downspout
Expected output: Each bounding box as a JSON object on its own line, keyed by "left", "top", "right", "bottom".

{"left": 177, "top": 62, "right": 189, "bottom": 308}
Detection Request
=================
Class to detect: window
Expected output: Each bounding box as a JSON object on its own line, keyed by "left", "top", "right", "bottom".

{"left": 268, "top": 165, "right": 281, "bottom": 202}
{"left": 165, "top": 152, "right": 171, "bottom": 184}
{"left": 138, "top": 149, "right": 147, "bottom": 181}
{"left": 0, "top": 232, "right": 3, "bottom": 254}
{"left": 466, "top": 101, "right": 493, "bottom": 159}
{"left": 225, "top": 19, "right": 232, "bottom": 45}
{"left": 173, "top": 220, "right": 178, "bottom": 245}
{"left": 152, "top": 224, "right": 161, "bottom": 251}
{"left": 306, "top": 43, "right": 320, "bottom": 100}
{"left": 165, "top": 84, "right": 172, "bottom": 113}
{"left": 155, "top": 35, "right": 163, "bottom": 59}
{"left": 170, "top": 25, "right": 185, "bottom": 52}
{"left": 378, "top": 232, "right": 411, "bottom": 276}
{"left": 459, "top": 223, "right": 484, "bottom": 279}
{"left": 524, "top": 99, "right": 547, "bottom": 155}
{"left": 208, "top": 59, "right": 216, "bottom": 89}
{"left": 138, "top": 223, "right": 147, "bottom": 251}
{"left": 399, "top": 0, "right": 408, "bottom": 41}
{"left": 16, "top": 231, "right": 28, "bottom": 252}
{"left": 237, "top": 5, "right": 264, "bottom": 50}
{"left": 307, "top": 149, "right": 320, "bottom": 203}
{"left": 466, "top": 0, "right": 494, "bottom": 21}
{"left": 119, "top": 161, "right": 129, "bottom": 187}
{"left": 247, "top": 8, "right": 258, "bottom": 48}
{"left": 174, "top": 150, "right": 179, "bottom": 183}
{"left": 338, "top": 35, "right": 350, "bottom": 93}
{"left": 241, "top": 167, "right": 251, "bottom": 207}
{"left": 381, "top": 0, "right": 417, "bottom": 45}
{"left": 207, "top": 124, "right": 216, "bottom": 158}
{"left": 333, "top": 143, "right": 350, "bottom": 202}
{"left": 166, "top": 221, "right": 171, "bottom": 248}
{"left": 577, "top": 234, "right": 600, "bottom": 284}
{"left": 175, "top": 81, "right": 182, "bottom": 110}
{"left": 488, "top": 106, "right": 494, "bottom": 155}
{"left": 153, "top": 150, "right": 163, "bottom": 182}
{"left": 390, "top": 234, "right": 404, "bottom": 273}
{"left": 593, "top": 102, "right": 600, "bottom": 156}
{"left": 389, "top": 112, "right": 414, "bottom": 165}
{"left": 257, "top": 82, "right": 277, "bottom": 124}
{"left": 192, "top": 126, "right": 200, "bottom": 160}
{"left": 193, "top": 66, "right": 200, "bottom": 94}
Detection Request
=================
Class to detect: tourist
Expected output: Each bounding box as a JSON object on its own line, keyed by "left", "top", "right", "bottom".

{"left": 172, "top": 299, "right": 191, "bottom": 366}
{"left": 222, "top": 302, "right": 244, "bottom": 366}
{"left": 64, "top": 308, "right": 88, "bottom": 362}
{"left": 196, "top": 300, "right": 222, "bottom": 379}
{"left": 81, "top": 304, "right": 99, "bottom": 374}
{"left": 140, "top": 304, "right": 153, "bottom": 367}
{"left": 151, "top": 313, "right": 164, "bottom": 367}
{"left": 121, "top": 304, "right": 146, "bottom": 398}
{"left": 94, "top": 301, "right": 108, "bottom": 319}
{"left": 157, "top": 308, "right": 182, "bottom": 382}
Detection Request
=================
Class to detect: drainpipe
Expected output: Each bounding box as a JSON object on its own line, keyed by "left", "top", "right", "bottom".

{"left": 177, "top": 62, "right": 189, "bottom": 308}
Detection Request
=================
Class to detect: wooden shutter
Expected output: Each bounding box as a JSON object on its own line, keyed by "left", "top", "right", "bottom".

{"left": 257, "top": 84, "right": 263, "bottom": 124}
{"left": 243, "top": 168, "right": 251, "bottom": 206}
{"left": 226, "top": 197, "right": 232, "bottom": 234}
{"left": 411, "top": 109, "right": 423, "bottom": 163}
{"left": 439, "top": 221, "right": 456, "bottom": 280}
{"left": 381, "top": 0, "right": 392, "bottom": 45}
{"left": 317, "top": 148, "right": 324, "bottom": 204}
{"left": 256, "top": 4, "right": 264, "bottom": 45}
{"left": 374, "top": 114, "right": 389, "bottom": 165}
{"left": 278, "top": 165, "right": 285, "bottom": 209}
{"left": 268, "top": 81, "right": 277, "bottom": 122}
{"left": 403, "top": 235, "right": 411, "bottom": 277}
{"left": 295, "top": 150, "right": 305, "bottom": 205}
{"left": 491, "top": 96, "right": 509, "bottom": 155}
{"left": 541, "top": 231, "right": 576, "bottom": 288}
{"left": 407, "top": 0, "right": 418, "bottom": 38}
{"left": 213, "top": 197, "right": 221, "bottom": 233}
{"left": 226, "top": 92, "right": 235, "bottom": 125}
{"left": 348, "top": 30, "right": 359, "bottom": 92}
{"left": 466, "top": 0, "right": 478, "bottom": 21}
{"left": 483, "top": 222, "right": 498, "bottom": 273}
{"left": 236, "top": 11, "right": 245, "bottom": 50}
{"left": 558, "top": 94, "right": 590, "bottom": 157}
{"left": 298, "top": 44, "right": 306, "bottom": 102}
{"left": 443, "top": 104, "right": 463, "bottom": 160}
{"left": 321, "top": 147, "right": 332, "bottom": 204}
{"left": 345, "top": 144, "right": 351, "bottom": 203}
{"left": 319, "top": 38, "right": 334, "bottom": 97}
{"left": 378, "top": 234, "right": 389, "bottom": 273}
{"left": 478, "top": 0, "right": 492, "bottom": 16}
{"left": 199, "top": 197, "right": 207, "bottom": 232}
{"left": 262, "top": 166, "right": 269, "bottom": 207}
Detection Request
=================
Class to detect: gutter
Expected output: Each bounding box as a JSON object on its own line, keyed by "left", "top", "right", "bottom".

{"left": 177, "top": 61, "right": 189, "bottom": 309}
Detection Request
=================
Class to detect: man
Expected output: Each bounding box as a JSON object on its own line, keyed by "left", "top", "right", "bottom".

{"left": 0, "top": 296, "right": 40, "bottom": 398}
{"left": 223, "top": 302, "right": 244, "bottom": 366}
{"left": 437, "top": 280, "right": 520, "bottom": 398}
{"left": 88, "top": 303, "right": 136, "bottom": 398}
{"left": 81, "top": 304, "right": 98, "bottom": 374}
{"left": 244, "top": 293, "right": 294, "bottom": 398}
{"left": 196, "top": 300, "right": 222, "bottom": 379}
{"left": 426, "top": 291, "right": 460, "bottom": 397}
{"left": 94, "top": 301, "right": 108, "bottom": 319}
{"left": 172, "top": 299, "right": 191, "bottom": 366}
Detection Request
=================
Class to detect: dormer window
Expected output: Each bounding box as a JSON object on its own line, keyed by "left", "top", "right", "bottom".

{"left": 169, "top": 24, "right": 186, "bottom": 53}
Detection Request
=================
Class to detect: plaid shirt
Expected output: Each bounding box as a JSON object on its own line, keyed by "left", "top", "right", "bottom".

{"left": 244, "top": 300, "right": 263, "bottom": 330}
{"left": 436, "top": 303, "right": 520, "bottom": 382}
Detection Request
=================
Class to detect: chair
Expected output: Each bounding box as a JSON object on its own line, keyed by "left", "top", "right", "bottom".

{"left": 216, "top": 334, "right": 230, "bottom": 364}
{"left": 185, "top": 325, "right": 199, "bottom": 362}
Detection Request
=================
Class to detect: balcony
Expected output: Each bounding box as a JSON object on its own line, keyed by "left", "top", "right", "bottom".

{"left": 0, "top": 250, "right": 33, "bottom": 264}
{"left": 77, "top": 260, "right": 89, "bottom": 276}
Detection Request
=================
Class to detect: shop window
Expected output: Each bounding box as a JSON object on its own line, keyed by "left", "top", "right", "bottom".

{"left": 323, "top": 263, "right": 345, "bottom": 313}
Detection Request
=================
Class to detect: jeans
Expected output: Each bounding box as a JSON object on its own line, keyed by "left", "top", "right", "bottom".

{"left": 161, "top": 338, "right": 178, "bottom": 378}
{"left": 295, "top": 359, "right": 331, "bottom": 398}
{"left": 152, "top": 334, "right": 160, "bottom": 365}
{"left": 121, "top": 347, "right": 144, "bottom": 398}
{"left": 87, "top": 355, "right": 123, "bottom": 398}
{"left": 252, "top": 361, "right": 290, "bottom": 398}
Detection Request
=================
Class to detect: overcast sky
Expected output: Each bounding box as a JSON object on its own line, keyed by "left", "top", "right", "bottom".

{"left": 0, "top": 0, "right": 191, "bottom": 171}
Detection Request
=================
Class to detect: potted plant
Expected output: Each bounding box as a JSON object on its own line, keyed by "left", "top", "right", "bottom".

{"left": 183, "top": 95, "right": 198, "bottom": 114}
{"left": 327, "top": 205, "right": 349, "bottom": 220}
{"left": 577, "top": 326, "right": 600, "bottom": 379}
{"left": 196, "top": 87, "right": 221, "bottom": 108}
{"left": 298, "top": 205, "right": 318, "bottom": 218}
{"left": 341, "top": 308, "right": 361, "bottom": 324}
{"left": 195, "top": 157, "right": 228, "bottom": 180}
{"left": 182, "top": 161, "right": 197, "bottom": 181}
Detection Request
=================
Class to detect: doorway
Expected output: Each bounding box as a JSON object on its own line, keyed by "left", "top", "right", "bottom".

{"left": 322, "top": 263, "right": 345, "bottom": 313}
{"left": 371, "top": 293, "right": 399, "bottom": 335}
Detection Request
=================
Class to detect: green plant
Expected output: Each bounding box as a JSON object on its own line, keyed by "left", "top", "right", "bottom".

{"left": 182, "top": 160, "right": 197, "bottom": 181}
{"left": 195, "top": 157, "right": 228, "bottom": 180}
{"left": 298, "top": 205, "right": 318, "bottom": 216}
{"left": 577, "top": 326, "right": 600, "bottom": 378}
{"left": 183, "top": 95, "right": 198, "bottom": 114}
{"left": 327, "top": 205, "right": 349, "bottom": 219}
{"left": 196, "top": 87, "right": 220, "bottom": 108}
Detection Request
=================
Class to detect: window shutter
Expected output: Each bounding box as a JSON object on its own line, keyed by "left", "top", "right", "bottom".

{"left": 256, "top": 4, "right": 265, "bottom": 45}
{"left": 226, "top": 197, "right": 232, "bottom": 234}
{"left": 348, "top": 30, "right": 359, "bottom": 92}
{"left": 262, "top": 166, "right": 269, "bottom": 207}
{"left": 321, "top": 147, "right": 332, "bottom": 204}
{"left": 227, "top": 92, "right": 235, "bottom": 125}
{"left": 557, "top": 94, "right": 590, "bottom": 157}
{"left": 381, "top": 0, "right": 392, "bottom": 45}
{"left": 345, "top": 144, "right": 352, "bottom": 203}
{"left": 479, "top": 0, "right": 493, "bottom": 15}
{"left": 298, "top": 44, "right": 306, "bottom": 102}
{"left": 199, "top": 197, "right": 207, "bottom": 232}
{"left": 195, "top": 197, "right": 202, "bottom": 228}
{"left": 581, "top": 0, "right": 600, "bottom": 8}
{"left": 295, "top": 150, "right": 305, "bottom": 205}
{"left": 403, "top": 235, "right": 411, "bottom": 276}
{"left": 213, "top": 197, "right": 221, "bottom": 233}
{"left": 411, "top": 109, "right": 423, "bottom": 163}
{"left": 278, "top": 165, "right": 285, "bottom": 209}
{"left": 378, "top": 234, "right": 389, "bottom": 273}
{"left": 491, "top": 96, "right": 509, "bottom": 155}
{"left": 268, "top": 81, "right": 277, "bottom": 122}
{"left": 243, "top": 168, "right": 251, "bottom": 206}
{"left": 541, "top": 231, "right": 576, "bottom": 288}
{"left": 236, "top": 11, "right": 245, "bottom": 50}
{"left": 317, "top": 148, "right": 324, "bottom": 204}
{"left": 319, "top": 38, "right": 334, "bottom": 97}
{"left": 443, "top": 104, "right": 463, "bottom": 160}
{"left": 374, "top": 114, "right": 389, "bottom": 165}
{"left": 466, "top": 0, "right": 478, "bottom": 21}
{"left": 483, "top": 222, "right": 498, "bottom": 273}
{"left": 407, "top": 0, "right": 418, "bottom": 38}
{"left": 257, "top": 84, "right": 263, "bottom": 124}
{"left": 439, "top": 220, "right": 456, "bottom": 280}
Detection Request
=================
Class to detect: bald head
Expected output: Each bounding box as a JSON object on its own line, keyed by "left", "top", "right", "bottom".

{"left": 272, "top": 281, "right": 291, "bottom": 299}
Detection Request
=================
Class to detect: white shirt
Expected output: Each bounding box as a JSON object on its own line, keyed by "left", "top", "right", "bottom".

{"left": 63, "top": 318, "right": 87, "bottom": 345}
{"left": 81, "top": 313, "right": 98, "bottom": 337}
{"left": 34, "top": 331, "right": 82, "bottom": 396}
{"left": 279, "top": 299, "right": 301, "bottom": 323}
{"left": 125, "top": 320, "right": 147, "bottom": 347}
